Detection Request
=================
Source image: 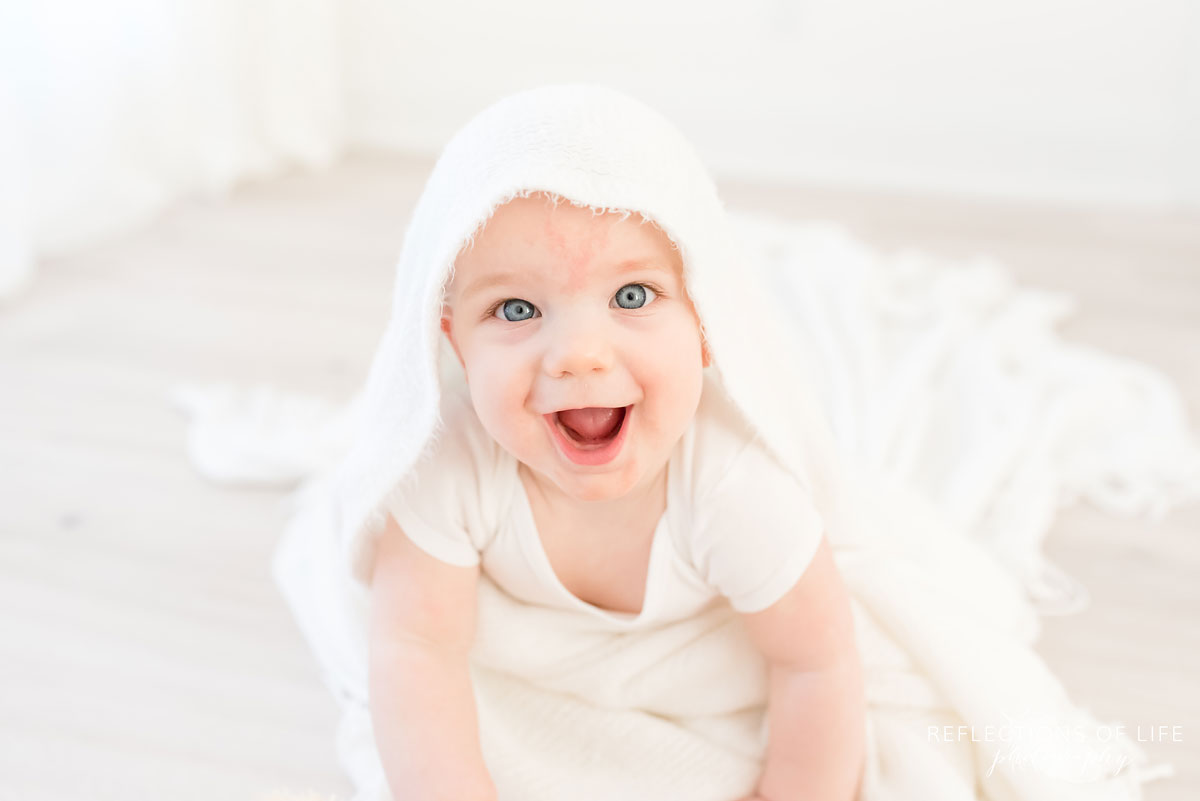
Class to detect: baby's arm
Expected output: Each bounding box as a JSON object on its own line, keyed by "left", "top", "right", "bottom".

{"left": 736, "top": 536, "right": 866, "bottom": 801}
{"left": 367, "top": 514, "right": 498, "bottom": 801}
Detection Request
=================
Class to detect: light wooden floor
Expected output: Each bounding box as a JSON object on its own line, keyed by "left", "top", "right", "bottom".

{"left": 1, "top": 153, "right": 1196, "bottom": 801}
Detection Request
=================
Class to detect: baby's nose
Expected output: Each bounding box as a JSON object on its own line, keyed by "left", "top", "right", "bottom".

{"left": 543, "top": 318, "right": 615, "bottom": 377}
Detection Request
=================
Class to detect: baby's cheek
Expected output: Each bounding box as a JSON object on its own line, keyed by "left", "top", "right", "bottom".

{"left": 469, "top": 360, "right": 534, "bottom": 426}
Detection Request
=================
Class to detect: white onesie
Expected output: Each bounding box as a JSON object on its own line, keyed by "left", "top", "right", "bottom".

{"left": 351, "top": 370, "right": 826, "bottom": 628}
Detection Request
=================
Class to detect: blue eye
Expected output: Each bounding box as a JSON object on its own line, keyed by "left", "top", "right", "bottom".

{"left": 491, "top": 284, "right": 659, "bottom": 320}
{"left": 494, "top": 298, "right": 538, "bottom": 322}
{"left": 613, "top": 283, "right": 657, "bottom": 309}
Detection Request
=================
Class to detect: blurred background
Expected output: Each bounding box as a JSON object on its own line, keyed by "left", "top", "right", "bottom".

{"left": 1, "top": 2, "right": 1197, "bottom": 800}
{"left": 3, "top": 0, "right": 1198, "bottom": 296}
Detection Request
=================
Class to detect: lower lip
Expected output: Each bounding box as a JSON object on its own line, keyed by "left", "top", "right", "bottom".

{"left": 544, "top": 406, "right": 632, "bottom": 466}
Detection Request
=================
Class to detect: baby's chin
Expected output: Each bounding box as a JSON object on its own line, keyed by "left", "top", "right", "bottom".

{"left": 520, "top": 451, "right": 670, "bottom": 506}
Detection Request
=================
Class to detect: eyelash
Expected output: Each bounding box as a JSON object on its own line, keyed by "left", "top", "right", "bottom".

{"left": 483, "top": 282, "right": 667, "bottom": 321}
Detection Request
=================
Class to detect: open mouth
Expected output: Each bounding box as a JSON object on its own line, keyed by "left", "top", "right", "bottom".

{"left": 545, "top": 405, "right": 631, "bottom": 466}
{"left": 554, "top": 406, "right": 627, "bottom": 446}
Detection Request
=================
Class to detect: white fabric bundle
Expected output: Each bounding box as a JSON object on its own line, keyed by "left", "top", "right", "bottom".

{"left": 176, "top": 84, "right": 1200, "bottom": 800}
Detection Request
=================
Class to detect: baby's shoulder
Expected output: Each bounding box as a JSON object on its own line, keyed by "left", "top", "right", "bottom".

{"left": 380, "top": 385, "right": 506, "bottom": 564}
{"left": 673, "top": 379, "right": 825, "bottom": 613}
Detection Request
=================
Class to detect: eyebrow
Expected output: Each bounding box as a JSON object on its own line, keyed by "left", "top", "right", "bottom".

{"left": 459, "top": 258, "right": 676, "bottom": 301}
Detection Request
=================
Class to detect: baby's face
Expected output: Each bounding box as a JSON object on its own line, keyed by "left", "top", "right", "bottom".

{"left": 442, "top": 193, "right": 710, "bottom": 504}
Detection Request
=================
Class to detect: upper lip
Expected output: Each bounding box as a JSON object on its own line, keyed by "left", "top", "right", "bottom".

{"left": 543, "top": 403, "right": 632, "bottom": 415}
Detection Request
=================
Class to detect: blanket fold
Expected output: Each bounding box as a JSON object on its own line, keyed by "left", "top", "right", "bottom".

{"left": 178, "top": 212, "right": 1198, "bottom": 801}
{"left": 176, "top": 85, "right": 1199, "bottom": 801}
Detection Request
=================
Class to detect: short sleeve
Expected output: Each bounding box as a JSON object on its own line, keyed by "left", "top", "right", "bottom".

{"left": 350, "top": 390, "right": 497, "bottom": 584}
{"left": 691, "top": 437, "right": 825, "bottom": 614}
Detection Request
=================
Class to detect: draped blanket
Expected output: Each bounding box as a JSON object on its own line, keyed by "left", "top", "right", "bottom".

{"left": 176, "top": 214, "right": 1199, "bottom": 801}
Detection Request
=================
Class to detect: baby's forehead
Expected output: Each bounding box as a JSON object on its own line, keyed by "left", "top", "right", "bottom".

{"left": 448, "top": 193, "right": 684, "bottom": 292}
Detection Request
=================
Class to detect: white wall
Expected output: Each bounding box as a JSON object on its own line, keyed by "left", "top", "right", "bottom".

{"left": 0, "top": 0, "right": 344, "bottom": 298}
{"left": 5, "top": 0, "right": 1195, "bottom": 297}
{"left": 344, "top": 0, "right": 1200, "bottom": 211}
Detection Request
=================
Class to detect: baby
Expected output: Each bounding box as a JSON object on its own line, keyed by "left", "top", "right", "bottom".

{"left": 363, "top": 187, "right": 866, "bottom": 801}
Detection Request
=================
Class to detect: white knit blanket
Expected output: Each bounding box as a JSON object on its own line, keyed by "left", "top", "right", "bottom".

{"left": 176, "top": 214, "right": 1199, "bottom": 801}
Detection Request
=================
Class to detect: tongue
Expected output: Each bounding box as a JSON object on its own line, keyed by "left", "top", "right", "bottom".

{"left": 558, "top": 407, "right": 622, "bottom": 441}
